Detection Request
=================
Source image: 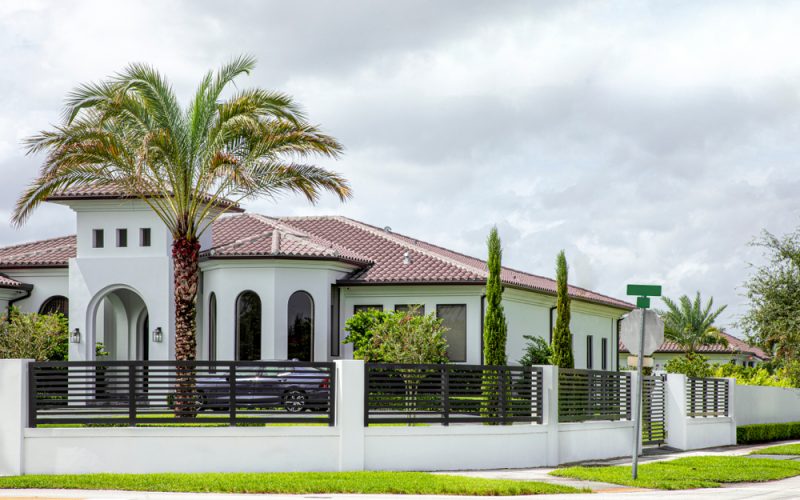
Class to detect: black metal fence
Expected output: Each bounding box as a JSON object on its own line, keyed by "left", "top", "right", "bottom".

{"left": 686, "top": 377, "right": 729, "bottom": 418}
{"left": 558, "top": 368, "right": 631, "bottom": 422}
{"left": 642, "top": 374, "right": 667, "bottom": 445}
{"left": 28, "top": 361, "right": 335, "bottom": 427}
{"left": 364, "top": 363, "right": 544, "bottom": 426}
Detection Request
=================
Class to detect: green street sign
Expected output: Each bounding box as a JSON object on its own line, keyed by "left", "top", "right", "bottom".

{"left": 636, "top": 297, "right": 651, "bottom": 308}
{"left": 627, "top": 284, "right": 662, "bottom": 297}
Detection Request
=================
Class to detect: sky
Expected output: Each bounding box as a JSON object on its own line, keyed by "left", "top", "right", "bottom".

{"left": 1, "top": 0, "right": 799, "bottom": 335}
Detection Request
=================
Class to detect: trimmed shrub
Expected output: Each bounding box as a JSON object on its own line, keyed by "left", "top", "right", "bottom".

{"left": 738, "top": 422, "right": 800, "bottom": 444}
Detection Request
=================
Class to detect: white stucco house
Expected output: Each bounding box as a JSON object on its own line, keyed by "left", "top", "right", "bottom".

{"left": 0, "top": 188, "right": 633, "bottom": 368}
{"left": 619, "top": 332, "right": 768, "bottom": 370}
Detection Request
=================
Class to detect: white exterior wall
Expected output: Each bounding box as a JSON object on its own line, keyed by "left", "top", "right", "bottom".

{"left": 339, "top": 285, "right": 485, "bottom": 363}
{"left": 201, "top": 260, "right": 355, "bottom": 361}
{"left": 1, "top": 268, "right": 68, "bottom": 313}
{"left": 735, "top": 384, "right": 800, "bottom": 426}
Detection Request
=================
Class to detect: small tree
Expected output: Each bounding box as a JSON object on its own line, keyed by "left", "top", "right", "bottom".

{"left": 343, "top": 308, "right": 390, "bottom": 362}
{"left": 0, "top": 308, "right": 68, "bottom": 361}
{"left": 483, "top": 226, "right": 507, "bottom": 366}
{"left": 519, "top": 335, "right": 553, "bottom": 366}
{"left": 371, "top": 311, "right": 449, "bottom": 364}
{"left": 551, "top": 250, "right": 574, "bottom": 368}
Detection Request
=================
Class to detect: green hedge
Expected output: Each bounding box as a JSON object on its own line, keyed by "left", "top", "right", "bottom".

{"left": 738, "top": 422, "right": 800, "bottom": 444}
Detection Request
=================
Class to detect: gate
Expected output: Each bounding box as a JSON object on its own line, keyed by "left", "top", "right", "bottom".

{"left": 641, "top": 374, "right": 667, "bottom": 446}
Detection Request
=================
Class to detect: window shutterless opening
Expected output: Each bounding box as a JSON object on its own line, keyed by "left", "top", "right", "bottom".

{"left": 586, "top": 335, "right": 594, "bottom": 369}
{"left": 116, "top": 228, "right": 127, "bottom": 247}
{"left": 601, "top": 338, "right": 608, "bottom": 370}
{"left": 140, "top": 228, "right": 151, "bottom": 247}
{"left": 92, "top": 229, "right": 104, "bottom": 248}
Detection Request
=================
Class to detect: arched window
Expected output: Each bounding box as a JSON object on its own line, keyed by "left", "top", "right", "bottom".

{"left": 208, "top": 293, "right": 217, "bottom": 361}
{"left": 39, "top": 296, "right": 69, "bottom": 318}
{"left": 287, "top": 291, "right": 314, "bottom": 362}
{"left": 236, "top": 291, "right": 261, "bottom": 361}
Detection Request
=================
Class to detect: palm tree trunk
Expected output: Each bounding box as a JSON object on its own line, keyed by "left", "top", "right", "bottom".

{"left": 172, "top": 236, "right": 200, "bottom": 417}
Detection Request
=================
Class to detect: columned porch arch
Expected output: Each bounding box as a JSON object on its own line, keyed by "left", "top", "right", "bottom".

{"left": 86, "top": 284, "right": 150, "bottom": 361}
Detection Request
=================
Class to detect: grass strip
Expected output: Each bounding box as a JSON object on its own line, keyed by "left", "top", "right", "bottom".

{"left": 551, "top": 455, "right": 800, "bottom": 490}
{"left": 0, "top": 471, "right": 583, "bottom": 495}
{"left": 752, "top": 444, "right": 800, "bottom": 455}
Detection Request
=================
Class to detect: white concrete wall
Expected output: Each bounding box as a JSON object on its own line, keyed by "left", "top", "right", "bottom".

{"left": 735, "top": 384, "right": 800, "bottom": 426}
{"left": 664, "top": 373, "right": 737, "bottom": 450}
{"left": 3, "top": 360, "right": 652, "bottom": 475}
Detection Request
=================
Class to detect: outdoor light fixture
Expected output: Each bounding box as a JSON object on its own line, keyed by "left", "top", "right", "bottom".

{"left": 69, "top": 328, "right": 81, "bottom": 344}
{"left": 152, "top": 327, "right": 163, "bottom": 343}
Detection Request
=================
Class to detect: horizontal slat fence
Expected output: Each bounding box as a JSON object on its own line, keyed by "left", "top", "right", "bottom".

{"left": 558, "top": 368, "right": 631, "bottom": 422}
{"left": 365, "top": 363, "right": 543, "bottom": 426}
{"left": 642, "top": 374, "right": 667, "bottom": 445}
{"left": 28, "top": 361, "right": 335, "bottom": 427}
{"left": 686, "top": 377, "right": 729, "bottom": 418}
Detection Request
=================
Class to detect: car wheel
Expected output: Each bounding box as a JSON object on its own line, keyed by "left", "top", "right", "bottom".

{"left": 283, "top": 390, "right": 306, "bottom": 413}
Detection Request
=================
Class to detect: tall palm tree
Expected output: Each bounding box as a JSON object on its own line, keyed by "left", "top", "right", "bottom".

{"left": 13, "top": 56, "right": 350, "bottom": 410}
{"left": 658, "top": 292, "right": 728, "bottom": 357}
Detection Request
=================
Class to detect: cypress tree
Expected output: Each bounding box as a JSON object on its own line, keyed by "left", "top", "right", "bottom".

{"left": 551, "top": 250, "right": 574, "bottom": 368}
{"left": 483, "top": 227, "right": 507, "bottom": 365}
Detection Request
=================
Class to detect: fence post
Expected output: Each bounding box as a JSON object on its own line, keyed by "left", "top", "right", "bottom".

{"left": 128, "top": 364, "right": 137, "bottom": 425}
{"left": 0, "top": 359, "right": 31, "bottom": 476}
{"left": 664, "top": 373, "right": 688, "bottom": 450}
{"left": 442, "top": 365, "right": 450, "bottom": 426}
{"left": 727, "top": 377, "right": 737, "bottom": 444}
{"left": 336, "top": 360, "right": 365, "bottom": 471}
{"left": 228, "top": 364, "right": 236, "bottom": 426}
{"left": 540, "top": 365, "right": 559, "bottom": 466}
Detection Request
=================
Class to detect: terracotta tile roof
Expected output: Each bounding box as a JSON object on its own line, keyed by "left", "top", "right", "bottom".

{"left": 273, "top": 216, "right": 633, "bottom": 309}
{"left": 47, "top": 185, "right": 243, "bottom": 212}
{"left": 619, "top": 332, "right": 769, "bottom": 360}
{"left": 204, "top": 214, "right": 370, "bottom": 264}
{"left": 0, "top": 213, "right": 633, "bottom": 309}
{"left": 0, "top": 235, "right": 76, "bottom": 268}
{"left": 0, "top": 273, "right": 30, "bottom": 290}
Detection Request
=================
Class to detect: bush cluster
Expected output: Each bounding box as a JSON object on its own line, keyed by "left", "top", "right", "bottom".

{"left": 738, "top": 422, "right": 800, "bottom": 444}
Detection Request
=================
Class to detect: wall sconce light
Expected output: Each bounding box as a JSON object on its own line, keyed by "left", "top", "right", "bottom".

{"left": 69, "top": 328, "right": 81, "bottom": 344}
{"left": 152, "top": 327, "right": 163, "bottom": 343}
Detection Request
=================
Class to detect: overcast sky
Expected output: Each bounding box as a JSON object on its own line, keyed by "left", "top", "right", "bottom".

{"left": 1, "top": 0, "right": 799, "bottom": 334}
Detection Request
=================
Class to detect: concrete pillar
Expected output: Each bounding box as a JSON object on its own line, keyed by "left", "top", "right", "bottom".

{"left": 541, "top": 365, "right": 559, "bottom": 466}
{"left": 664, "top": 373, "right": 688, "bottom": 450}
{"left": 335, "top": 359, "right": 365, "bottom": 471}
{"left": 728, "top": 377, "right": 738, "bottom": 445}
{"left": 0, "top": 359, "right": 30, "bottom": 476}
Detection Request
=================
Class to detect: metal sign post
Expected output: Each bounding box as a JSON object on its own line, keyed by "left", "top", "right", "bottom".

{"left": 624, "top": 284, "right": 662, "bottom": 481}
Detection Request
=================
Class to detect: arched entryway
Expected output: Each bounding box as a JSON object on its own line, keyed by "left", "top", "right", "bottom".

{"left": 90, "top": 287, "right": 149, "bottom": 361}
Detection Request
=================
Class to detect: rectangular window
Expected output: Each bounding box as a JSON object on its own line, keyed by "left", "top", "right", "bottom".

{"left": 586, "top": 335, "right": 594, "bottom": 369}
{"left": 92, "top": 229, "right": 104, "bottom": 248}
{"left": 140, "top": 228, "right": 151, "bottom": 247}
{"left": 437, "top": 304, "right": 467, "bottom": 362}
{"left": 116, "top": 228, "right": 127, "bottom": 248}
{"left": 395, "top": 304, "right": 425, "bottom": 315}
{"left": 601, "top": 338, "right": 608, "bottom": 370}
{"left": 354, "top": 305, "right": 383, "bottom": 314}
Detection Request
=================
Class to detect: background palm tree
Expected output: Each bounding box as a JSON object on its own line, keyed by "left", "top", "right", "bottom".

{"left": 658, "top": 292, "right": 728, "bottom": 357}
{"left": 13, "top": 56, "right": 350, "bottom": 410}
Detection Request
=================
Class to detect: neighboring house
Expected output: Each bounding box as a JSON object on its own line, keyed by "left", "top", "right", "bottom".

{"left": 0, "top": 188, "right": 633, "bottom": 368}
{"left": 619, "top": 331, "right": 769, "bottom": 370}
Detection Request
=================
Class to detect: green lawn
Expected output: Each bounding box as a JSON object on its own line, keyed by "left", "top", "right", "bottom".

{"left": 551, "top": 456, "right": 800, "bottom": 490}
{"left": 0, "top": 472, "right": 584, "bottom": 496}
{"left": 753, "top": 444, "right": 800, "bottom": 455}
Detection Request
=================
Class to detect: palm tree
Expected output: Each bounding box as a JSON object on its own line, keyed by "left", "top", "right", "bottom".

{"left": 13, "top": 56, "right": 350, "bottom": 412}
{"left": 658, "top": 292, "right": 728, "bottom": 357}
